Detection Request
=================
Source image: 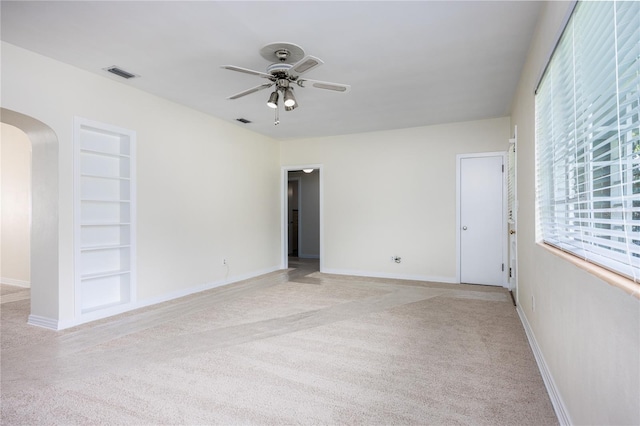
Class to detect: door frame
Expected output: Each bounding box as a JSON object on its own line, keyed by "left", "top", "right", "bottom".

{"left": 281, "top": 164, "right": 323, "bottom": 271}
{"left": 508, "top": 126, "right": 518, "bottom": 294}
{"left": 455, "top": 151, "right": 508, "bottom": 287}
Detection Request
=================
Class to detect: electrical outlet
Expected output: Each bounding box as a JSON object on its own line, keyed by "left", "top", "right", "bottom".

{"left": 223, "top": 258, "right": 227, "bottom": 265}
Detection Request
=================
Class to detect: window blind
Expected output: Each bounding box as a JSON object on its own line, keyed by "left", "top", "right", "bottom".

{"left": 535, "top": 0, "right": 640, "bottom": 283}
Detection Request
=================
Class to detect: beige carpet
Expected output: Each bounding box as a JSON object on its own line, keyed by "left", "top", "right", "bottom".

{"left": 1, "top": 261, "right": 558, "bottom": 425}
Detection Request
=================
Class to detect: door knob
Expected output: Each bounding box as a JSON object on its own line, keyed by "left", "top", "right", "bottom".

{"left": 462, "top": 226, "right": 468, "bottom": 230}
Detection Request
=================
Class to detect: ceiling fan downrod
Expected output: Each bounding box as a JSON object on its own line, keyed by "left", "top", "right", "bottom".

{"left": 275, "top": 49, "right": 290, "bottom": 62}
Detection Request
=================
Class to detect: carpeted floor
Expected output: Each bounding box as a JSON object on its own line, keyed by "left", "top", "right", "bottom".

{"left": 1, "top": 260, "right": 558, "bottom": 425}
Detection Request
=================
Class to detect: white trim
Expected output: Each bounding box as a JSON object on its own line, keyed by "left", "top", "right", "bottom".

{"left": 53, "top": 265, "right": 281, "bottom": 330}
{"left": 73, "top": 117, "right": 81, "bottom": 316}
{"left": 517, "top": 306, "right": 571, "bottom": 426}
{"left": 33, "top": 265, "right": 447, "bottom": 330}
{"left": 456, "top": 151, "right": 509, "bottom": 287}
{"left": 134, "top": 266, "right": 279, "bottom": 311}
{"left": 27, "top": 314, "right": 58, "bottom": 330}
{"left": 1, "top": 277, "right": 31, "bottom": 288}
{"left": 508, "top": 125, "right": 519, "bottom": 292}
{"left": 322, "top": 268, "right": 457, "bottom": 284}
{"left": 281, "top": 164, "right": 324, "bottom": 272}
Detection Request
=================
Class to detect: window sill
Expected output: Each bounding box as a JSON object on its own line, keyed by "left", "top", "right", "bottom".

{"left": 537, "top": 242, "right": 640, "bottom": 300}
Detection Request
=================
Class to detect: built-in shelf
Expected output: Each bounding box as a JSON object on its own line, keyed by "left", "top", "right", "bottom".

{"left": 80, "top": 148, "right": 130, "bottom": 158}
{"left": 74, "top": 117, "right": 136, "bottom": 317}
{"left": 81, "top": 299, "right": 131, "bottom": 315}
{"left": 81, "top": 222, "right": 132, "bottom": 226}
{"left": 81, "top": 270, "right": 131, "bottom": 280}
{"left": 81, "top": 244, "right": 131, "bottom": 252}
{"left": 81, "top": 173, "right": 131, "bottom": 181}
{"left": 81, "top": 199, "right": 131, "bottom": 203}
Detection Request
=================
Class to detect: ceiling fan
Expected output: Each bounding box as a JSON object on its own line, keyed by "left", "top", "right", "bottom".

{"left": 221, "top": 42, "right": 350, "bottom": 122}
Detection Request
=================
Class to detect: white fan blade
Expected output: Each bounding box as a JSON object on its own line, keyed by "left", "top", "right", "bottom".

{"left": 227, "top": 83, "right": 274, "bottom": 100}
{"left": 289, "top": 55, "right": 324, "bottom": 77}
{"left": 299, "top": 78, "right": 350, "bottom": 93}
{"left": 221, "top": 65, "right": 273, "bottom": 79}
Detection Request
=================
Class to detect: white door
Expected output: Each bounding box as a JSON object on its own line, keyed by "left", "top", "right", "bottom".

{"left": 460, "top": 155, "right": 504, "bottom": 286}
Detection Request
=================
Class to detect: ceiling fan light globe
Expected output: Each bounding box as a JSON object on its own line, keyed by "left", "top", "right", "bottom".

{"left": 267, "top": 91, "right": 279, "bottom": 108}
{"left": 283, "top": 88, "right": 297, "bottom": 107}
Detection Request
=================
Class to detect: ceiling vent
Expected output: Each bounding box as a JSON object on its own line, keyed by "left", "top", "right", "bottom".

{"left": 236, "top": 118, "right": 252, "bottom": 124}
{"left": 104, "top": 66, "right": 138, "bottom": 79}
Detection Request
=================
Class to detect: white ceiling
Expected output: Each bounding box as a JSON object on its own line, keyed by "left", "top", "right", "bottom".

{"left": 1, "top": 1, "right": 541, "bottom": 140}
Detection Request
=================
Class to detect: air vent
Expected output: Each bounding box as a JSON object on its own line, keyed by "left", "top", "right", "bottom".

{"left": 236, "top": 118, "right": 252, "bottom": 124}
{"left": 104, "top": 66, "right": 138, "bottom": 79}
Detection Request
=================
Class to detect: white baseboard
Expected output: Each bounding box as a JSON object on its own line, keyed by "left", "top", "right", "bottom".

{"left": 517, "top": 306, "right": 571, "bottom": 425}
{"left": 321, "top": 268, "right": 457, "bottom": 284}
{"left": 1, "top": 277, "right": 31, "bottom": 288}
{"left": 134, "top": 265, "right": 280, "bottom": 311}
{"left": 53, "top": 265, "right": 281, "bottom": 331}
{"left": 27, "top": 315, "right": 58, "bottom": 330}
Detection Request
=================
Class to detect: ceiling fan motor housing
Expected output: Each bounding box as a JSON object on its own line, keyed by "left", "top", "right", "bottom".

{"left": 267, "top": 62, "right": 294, "bottom": 77}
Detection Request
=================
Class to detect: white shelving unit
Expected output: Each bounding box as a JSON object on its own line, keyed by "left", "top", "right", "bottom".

{"left": 74, "top": 117, "right": 136, "bottom": 317}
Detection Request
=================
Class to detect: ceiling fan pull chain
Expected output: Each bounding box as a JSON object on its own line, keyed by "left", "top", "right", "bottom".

{"left": 274, "top": 103, "right": 280, "bottom": 125}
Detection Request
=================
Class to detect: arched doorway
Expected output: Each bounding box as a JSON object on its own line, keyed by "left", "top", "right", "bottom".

{"left": 1, "top": 108, "right": 59, "bottom": 327}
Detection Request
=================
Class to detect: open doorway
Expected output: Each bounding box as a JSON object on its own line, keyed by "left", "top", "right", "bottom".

{"left": 288, "top": 177, "right": 300, "bottom": 257}
{"left": 282, "top": 166, "right": 322, "bottom": 272}
{"left": 1, "top": 108, "right": 60, "bottom": 329}
{"left": 1, "top": 123, "right": 31, "bottom": 289}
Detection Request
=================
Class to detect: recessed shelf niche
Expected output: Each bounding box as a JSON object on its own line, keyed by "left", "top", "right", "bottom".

{"left": 74, "top": 117, "right": 136, "bottom": 317}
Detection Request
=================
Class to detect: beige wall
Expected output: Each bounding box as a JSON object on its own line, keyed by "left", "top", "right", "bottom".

{"left": 281, "top": 117, "right": 510, "bottom": 282}
{"left": 1, "top": 42, "right": 281, "bottom": 324}
{"left": 1, "top": 123, "right": 31, "bottom": 286}
{"left": 510, "top": 2, "right": 639, "bottom": 424}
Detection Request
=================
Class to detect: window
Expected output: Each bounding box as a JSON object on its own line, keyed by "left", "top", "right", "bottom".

{"left": 536, "top": 1, "right": 640, "bottom": 283}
